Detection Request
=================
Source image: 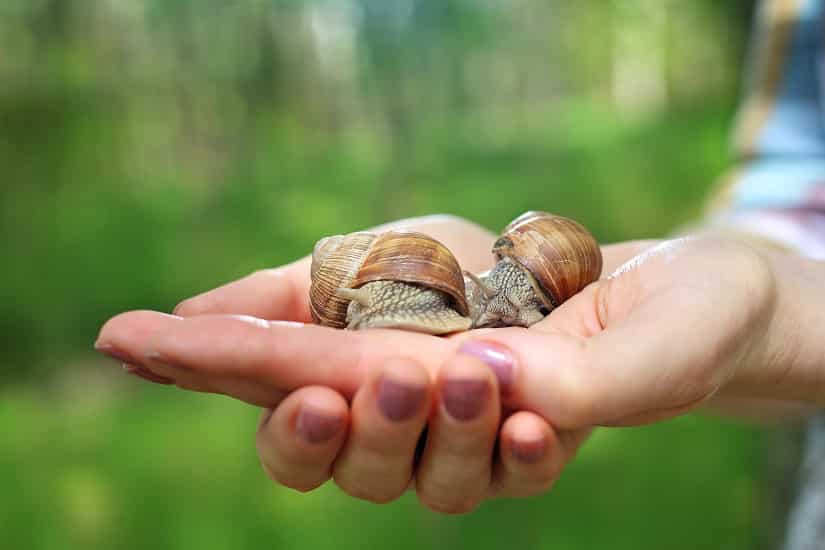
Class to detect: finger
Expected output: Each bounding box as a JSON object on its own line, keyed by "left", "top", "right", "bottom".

{"left": 96, "top": 310, "right": 451, "bottom": 407}
{"left": 95, "top": 311, "right": 291, "bottom": 404}
{"left": 416, "top": 354, "right": 500, "bottom": 515}
{"left": 491, "top": 412, "right": 587, "bottom": 498}
{"left": 600, "top": 240, "right": 659, "bottom": 277}
{"left": 332, "top": 358, "right": 431, "bottom": 503}
{"left": 257, "top": 386, "right": 349, "bottom": 492}
{"left": 173, "top": 259, "right": 312, "bottom": 321}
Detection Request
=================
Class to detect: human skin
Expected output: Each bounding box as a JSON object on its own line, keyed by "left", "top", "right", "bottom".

{"left": 95, "top": 215, "right": 825, "bottom": 513}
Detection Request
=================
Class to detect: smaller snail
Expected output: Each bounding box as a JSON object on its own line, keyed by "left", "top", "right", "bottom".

{"left": 309, "top": 230, "right": 472, "bottom": 335}
{"left": 467, "top": 211, "right": 603, "bottom": 328}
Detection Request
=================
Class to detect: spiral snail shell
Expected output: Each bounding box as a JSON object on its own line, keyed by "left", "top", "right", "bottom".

{"left": 467, "top": 211, "right": 603, "bottom": 328}
{"left": 309, "top": 230, "right": 471, "bottom": 334}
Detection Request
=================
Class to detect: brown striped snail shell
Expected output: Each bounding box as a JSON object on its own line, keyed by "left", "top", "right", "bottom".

{"left": 309, "top": 230, "right": 471, "bottom": 334}
{"left": 468, "top": 211, "right": 603, "bottom": 328}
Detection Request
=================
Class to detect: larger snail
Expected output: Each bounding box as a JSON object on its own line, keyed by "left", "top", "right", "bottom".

{"left": 465, "top": 211, "right": 603, "bottom": 328}
{"left": 308, "top": 211, "right": 602, "bottom": 334}
{"left": 309, "top": 230, "right": 472, "bottom": 335}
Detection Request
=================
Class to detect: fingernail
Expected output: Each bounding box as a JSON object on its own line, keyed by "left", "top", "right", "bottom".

{"left": 95, "top": 343, "right": 142, "bottom": 367}
{"left": 123, "top": 364, "right": 175, "bottom": 385}
{"left": 377, "top": 377, "right": 426, "bottom": 422}
{"left": 511, "top": 438, "right": 546, "bottom": 464}
{"left": 296, "top": 407, "right": 343, "bottom": 444}
{"left": 144, "top": 351, "right": 190, "bottom": 371}
{"left": 443, "top": 378, "right": 489, "bottom": 421}
{"left": 458, "top": 341, "right": 515, "bottom": 393}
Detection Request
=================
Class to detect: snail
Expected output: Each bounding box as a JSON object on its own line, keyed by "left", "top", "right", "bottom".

{"left": 465, "top": 211, "right": 603, "bottom": 328}
{"left": 309, "top": 230, "right": 472, "bottom": 335}
{"left": 308, "top": 212, "right": 602, "bottom": 334}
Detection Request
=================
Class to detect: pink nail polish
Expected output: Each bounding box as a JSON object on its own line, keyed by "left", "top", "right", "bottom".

{"left": 443, "top": 378, "right": 489, "bottom": 421}
{"left": 295, "top": 407, "right": 343, "bottom": 444}
{"left": 377, "top": 377, "right": 426, "bottom": 422}
{"left": 458, "top": 341, "right": 515, "bottom": 393}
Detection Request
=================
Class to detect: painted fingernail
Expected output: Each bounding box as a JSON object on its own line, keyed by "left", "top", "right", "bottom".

{"left": 458, "top": 341, "right": 515, "bottom": 393}
{"left": 443, "top": 378, "right": 489, "bottom": 421}
{"left": 511, "top": 438, "right": 547, "bottom": 464}
{"left": 95, "top": 343, "right": 142, "bottom": 367}
{"left": 123, "top": 364, "right": 175, "bottom": 385}
{"left": 296, "top": 407, "right": 343, "bottom": 444}
{"left": 377, "top": 377, "right": 426, "bottom": 422}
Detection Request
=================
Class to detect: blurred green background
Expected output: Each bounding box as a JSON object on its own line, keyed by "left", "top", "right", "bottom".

{"left": 1, "top": 0, "right": 797, "bottom": 548}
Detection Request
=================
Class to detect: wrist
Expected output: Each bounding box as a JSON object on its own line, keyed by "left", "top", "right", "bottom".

{"left": 721, "top": 235, "right": 825, "bottom": 405}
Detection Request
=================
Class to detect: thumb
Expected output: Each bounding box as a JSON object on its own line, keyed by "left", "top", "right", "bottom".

{"left": 456, "top": 279, "right": 727, "bottom": 429}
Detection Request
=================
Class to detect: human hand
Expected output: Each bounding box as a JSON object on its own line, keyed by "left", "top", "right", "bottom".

{"left": 97, "top": 215, "right": 623, "bottom": 511}
{"left": 469, "top": 231, "right": 824, "bottom": 426}
{"left": 101, "top": 221, "right": 818, "bottom": 511}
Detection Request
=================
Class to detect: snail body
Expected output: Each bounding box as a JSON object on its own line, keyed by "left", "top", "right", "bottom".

{"left": 468, "top": 211, "right": 603, "bottom": 328}
{"left": 309, "top": 230, "right": 471, "bottom": 334}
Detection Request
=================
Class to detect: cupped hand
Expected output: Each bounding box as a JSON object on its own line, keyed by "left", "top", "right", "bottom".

{"left": 106, "top": 215, "right": 785, "bottom": 512}
{"left": 97, "top": 215, "right": 607, "bottom": 512}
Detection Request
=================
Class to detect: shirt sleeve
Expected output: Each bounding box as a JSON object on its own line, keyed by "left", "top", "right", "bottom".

{"left": 705, "top": 0, "right": 825, "bottom": 259}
